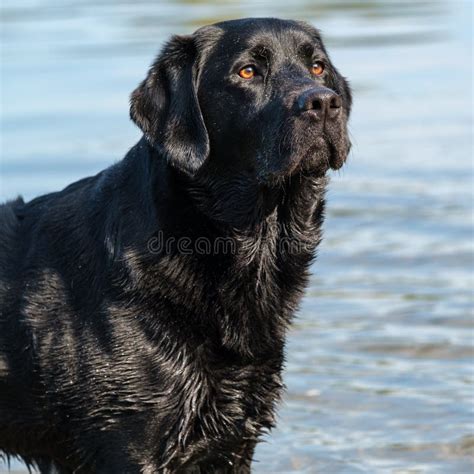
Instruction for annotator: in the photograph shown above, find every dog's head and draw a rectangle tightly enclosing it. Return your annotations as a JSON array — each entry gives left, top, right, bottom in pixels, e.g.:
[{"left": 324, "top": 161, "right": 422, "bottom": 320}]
[{"left": 131, "top": 18, "right": 351, "bottom": 183}]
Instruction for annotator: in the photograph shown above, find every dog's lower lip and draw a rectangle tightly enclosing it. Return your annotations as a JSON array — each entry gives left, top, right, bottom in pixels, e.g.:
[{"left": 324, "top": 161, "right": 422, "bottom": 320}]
[{"left": 328, "top": 141, "right": 345, "bottom": 170}]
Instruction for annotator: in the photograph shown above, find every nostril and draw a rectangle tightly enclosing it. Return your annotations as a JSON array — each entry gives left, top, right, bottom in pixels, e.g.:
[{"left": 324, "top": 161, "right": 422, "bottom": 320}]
[
  {"left": 312, "top": 99, "right": 323, "bottom": 111},
  {"left": 330, "top": 95, "right": 342, "bottom": 109}
]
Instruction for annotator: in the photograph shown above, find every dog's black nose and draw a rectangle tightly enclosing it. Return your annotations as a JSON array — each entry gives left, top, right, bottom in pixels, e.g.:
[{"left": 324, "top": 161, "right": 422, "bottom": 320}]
[{"left": 297, "top": 87, "right": 341, "bottom": 120}]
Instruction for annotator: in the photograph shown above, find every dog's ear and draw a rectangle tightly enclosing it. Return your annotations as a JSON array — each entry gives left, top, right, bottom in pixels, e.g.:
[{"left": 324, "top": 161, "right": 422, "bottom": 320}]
[{"left": 130, "top": 35, "right": 209, "bottom": 176}]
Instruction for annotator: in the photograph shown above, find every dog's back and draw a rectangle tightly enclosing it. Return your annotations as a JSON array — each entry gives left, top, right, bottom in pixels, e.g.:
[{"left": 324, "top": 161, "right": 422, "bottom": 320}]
[
  {"left": 0, "top": 197, "right": 23, "bottom": 291},
  {"left": 0, "top": 153, "right": 168, "bottom": 469}
]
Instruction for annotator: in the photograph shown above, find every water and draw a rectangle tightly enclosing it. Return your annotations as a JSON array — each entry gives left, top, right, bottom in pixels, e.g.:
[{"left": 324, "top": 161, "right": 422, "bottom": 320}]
[{"left": 1, "top": 0, "right": 473, "bottom": 472}]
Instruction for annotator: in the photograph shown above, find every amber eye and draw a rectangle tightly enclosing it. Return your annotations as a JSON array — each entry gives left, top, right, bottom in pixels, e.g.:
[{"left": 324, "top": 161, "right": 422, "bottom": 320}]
[
  {"left": 238, "top": 66, "right": 256, "bottom": 79},
  {"left": 311, "top": 61, "right": 325, "bottom": 76}
]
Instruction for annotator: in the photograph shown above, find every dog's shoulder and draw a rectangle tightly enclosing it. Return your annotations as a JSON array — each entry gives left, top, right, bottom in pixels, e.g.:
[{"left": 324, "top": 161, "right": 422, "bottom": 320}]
[{"left": 0, "top": 197, "right": 25, "bottom": 289}]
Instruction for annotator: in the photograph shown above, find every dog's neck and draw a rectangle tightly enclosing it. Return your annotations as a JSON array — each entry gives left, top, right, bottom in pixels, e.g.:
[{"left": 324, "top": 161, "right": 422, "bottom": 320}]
[{"left": 124, "top": 139, "right": 328, "bottom": 357}]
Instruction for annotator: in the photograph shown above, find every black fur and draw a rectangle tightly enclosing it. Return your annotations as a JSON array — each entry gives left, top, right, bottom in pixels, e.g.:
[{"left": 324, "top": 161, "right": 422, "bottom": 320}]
[{"left": 0, "top": 18, "right": 351, "bottom": 473}]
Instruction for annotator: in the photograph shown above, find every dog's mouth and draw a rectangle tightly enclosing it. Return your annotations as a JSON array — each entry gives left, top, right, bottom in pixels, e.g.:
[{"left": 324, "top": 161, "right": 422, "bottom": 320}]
[
  {"left": 302, "top": 111, "right": 350, "bottom": 170},
  {"left": 261, "top": 128, "right": 349, "bottom": 185}
]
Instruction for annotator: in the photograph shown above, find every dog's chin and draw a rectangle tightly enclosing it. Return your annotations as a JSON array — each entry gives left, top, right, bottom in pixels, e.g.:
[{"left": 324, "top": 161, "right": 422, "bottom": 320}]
[{"left": 290, "top": 138, "right": 349, "bottom": 174}]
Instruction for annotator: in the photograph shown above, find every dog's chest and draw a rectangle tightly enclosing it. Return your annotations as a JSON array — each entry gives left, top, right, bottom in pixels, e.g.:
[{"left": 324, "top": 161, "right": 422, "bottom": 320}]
[{"left": 157, "top": 349, "right": 283, "bottom": 467}]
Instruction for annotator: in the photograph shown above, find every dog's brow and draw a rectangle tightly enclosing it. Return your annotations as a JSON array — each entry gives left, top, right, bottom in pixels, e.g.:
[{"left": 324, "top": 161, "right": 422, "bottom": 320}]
[
  {"left": 297, "top": 42, "right": 314, "bottom": 57},
  {"left": 249, "top": 44, "right": 272, "bottom": 60}
]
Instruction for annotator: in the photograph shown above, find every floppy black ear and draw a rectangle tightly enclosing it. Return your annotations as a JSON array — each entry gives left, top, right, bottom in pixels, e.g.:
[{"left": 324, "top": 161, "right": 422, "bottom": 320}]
[{"left": 130, "top": 35, "right": 209, "bottom": 175}]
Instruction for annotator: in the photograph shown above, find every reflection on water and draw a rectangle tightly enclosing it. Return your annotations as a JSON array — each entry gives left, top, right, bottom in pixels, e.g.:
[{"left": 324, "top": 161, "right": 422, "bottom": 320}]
[{"left": 1, "top": 0, "right": 473, "bottom": 472}]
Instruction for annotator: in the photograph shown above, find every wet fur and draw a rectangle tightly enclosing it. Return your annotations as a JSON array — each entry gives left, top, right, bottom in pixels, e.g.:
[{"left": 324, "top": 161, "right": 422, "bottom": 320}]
[{"left": 0, "top": 18, "right": 351, "bottom": 473}]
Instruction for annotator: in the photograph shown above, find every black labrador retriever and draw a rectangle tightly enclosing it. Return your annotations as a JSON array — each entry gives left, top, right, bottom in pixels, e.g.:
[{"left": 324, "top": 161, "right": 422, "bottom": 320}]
[{"left": 0, "top": 18, "right": 351, "bottom": 473}]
